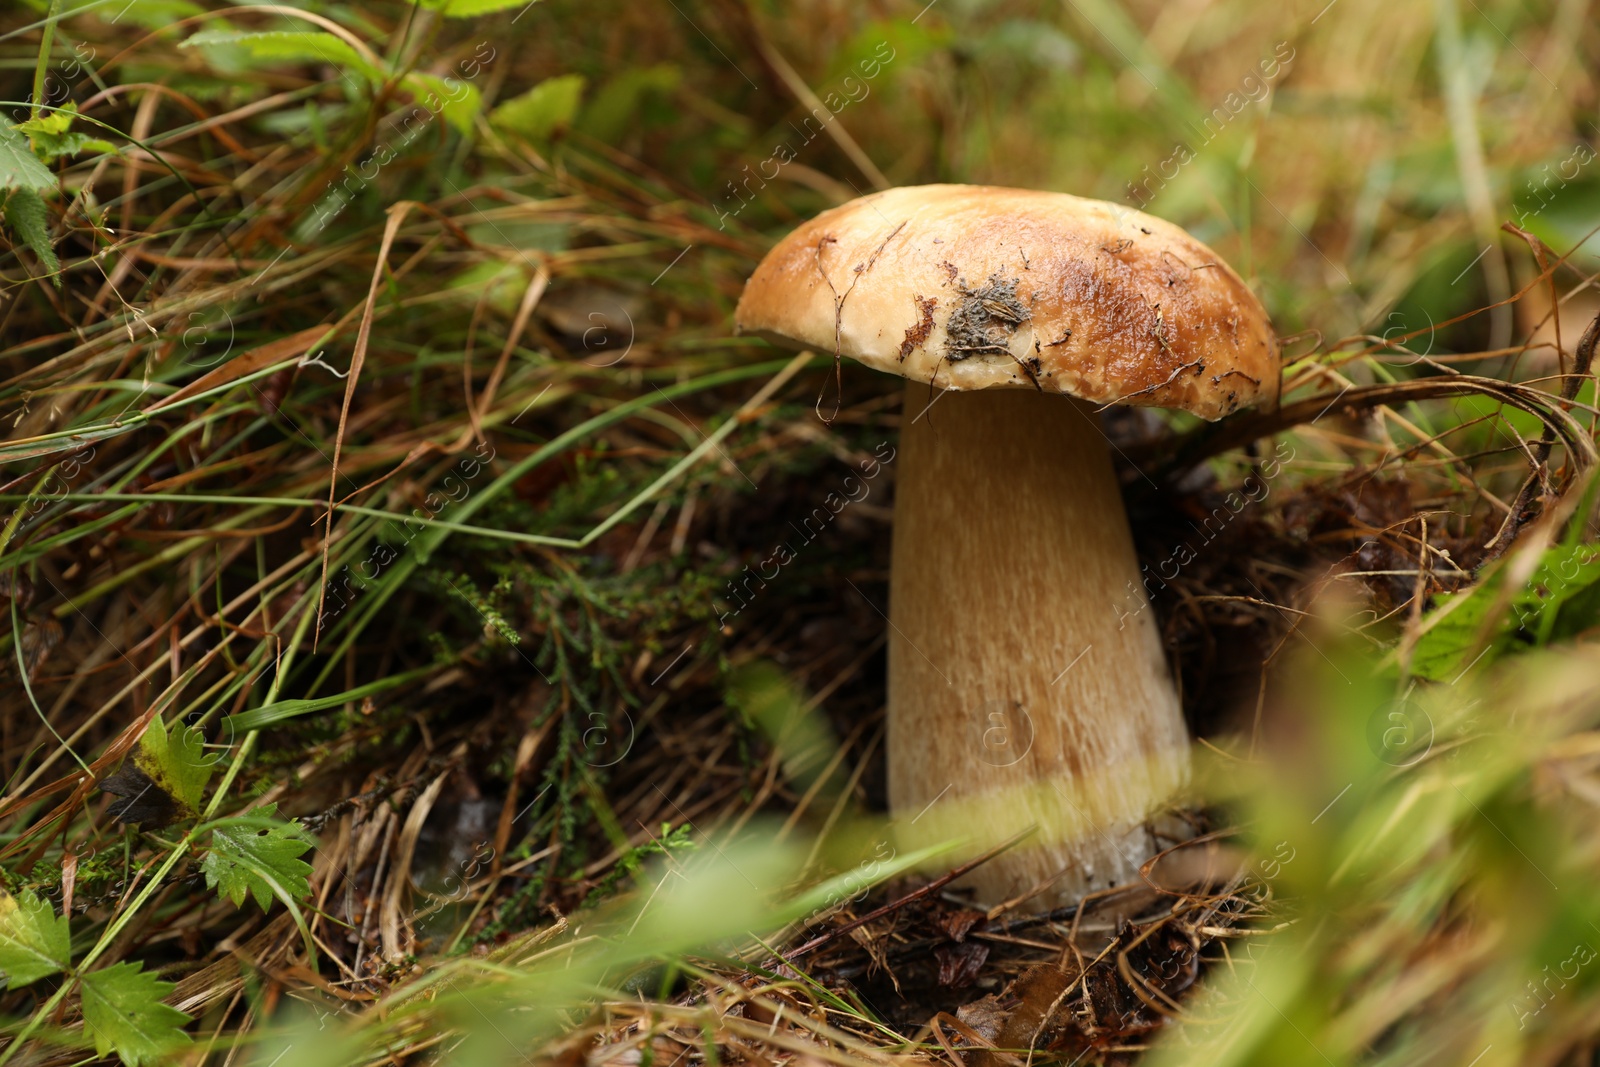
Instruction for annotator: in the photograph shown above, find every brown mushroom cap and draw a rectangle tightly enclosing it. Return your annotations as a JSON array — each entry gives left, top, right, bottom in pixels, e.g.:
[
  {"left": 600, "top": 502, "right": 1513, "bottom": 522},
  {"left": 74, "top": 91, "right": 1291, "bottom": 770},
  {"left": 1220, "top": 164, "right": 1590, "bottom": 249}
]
[{"left": 734, "top": 184, "right": 1279, "bottom": 420}]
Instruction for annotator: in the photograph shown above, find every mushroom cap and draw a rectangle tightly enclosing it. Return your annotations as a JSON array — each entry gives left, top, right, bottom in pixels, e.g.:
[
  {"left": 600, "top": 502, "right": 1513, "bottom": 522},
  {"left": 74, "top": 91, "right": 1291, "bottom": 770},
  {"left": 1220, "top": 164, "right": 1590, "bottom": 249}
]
[{"left": 734, "top": 184, "right": 1279, "bottom": 420}]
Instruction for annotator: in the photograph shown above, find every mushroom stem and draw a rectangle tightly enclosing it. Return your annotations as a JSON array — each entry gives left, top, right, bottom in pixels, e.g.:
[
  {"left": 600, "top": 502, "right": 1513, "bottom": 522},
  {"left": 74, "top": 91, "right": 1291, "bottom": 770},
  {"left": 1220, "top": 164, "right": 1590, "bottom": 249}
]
[{"left": 889, "top": 382, "right": 1190, "bottom": 905}]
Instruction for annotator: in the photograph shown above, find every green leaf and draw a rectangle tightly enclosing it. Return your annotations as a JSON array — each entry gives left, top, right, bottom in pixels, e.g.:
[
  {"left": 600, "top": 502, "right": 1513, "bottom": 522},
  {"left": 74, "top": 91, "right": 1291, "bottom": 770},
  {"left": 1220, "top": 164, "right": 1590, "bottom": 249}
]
[
  {"left": 80, "top": 962, "right": 191, "bottom": 1066},
  {"left": 0, "top": 889, "right": 71, "bottom": 987},
  {"left": 1409, "top": 542, "right": 1600, "bottom": 681},
  {"left": 0, "top": 123, "right": 55, "bottom": 193},
  {"left": 143, "top": 714, "right": 214, "bottom": 815},
  {"left": 4, "top": 187, "right": 61, "bottom": 286},
  {"left": 1515, "top": 542, "right": 1600, "bottom": 642},
  {"left": 60, "top": 134, "right": 115, "bottom": 156},
  {"left": 401, "top": 72, "right": 483, "bottom": 135},
  {"left": 224, "top": 665, "right": 436, "bottom": 731},
  {"left": 1408, "top": 586, "right": 1506, "bottom": 682},
  {"left": 24, "top": 126, "right": 115, "bottom": 164},
  {"left": 14, "top": 109, "right": 73, "bottom": 137},
  {"left": 582, "top": 65, "right": 682, "bottom": 143},
  {"left": 417, "top": 0, "right": 540, "bottom": 17},
  {"left": 490, "top": 74, "right": 584, "bottom": 141},
  {"left": 202, "top": 805, "right": 315, "bottom": 910},
  {"left": 14, "top": 105, "right": 114, "bottom": 166},
  {"left": 180, "top": 29, "right": 384, "bottom": 85},
  {"left": 103, "top": 715, "right": 215, "bottom": 826}
]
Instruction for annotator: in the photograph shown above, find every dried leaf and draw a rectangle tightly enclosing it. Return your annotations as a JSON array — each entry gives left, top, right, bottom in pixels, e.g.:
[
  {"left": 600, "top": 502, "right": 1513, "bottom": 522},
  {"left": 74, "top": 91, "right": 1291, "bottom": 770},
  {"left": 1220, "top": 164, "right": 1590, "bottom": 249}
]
[
  {"left": 954, "top": 994, "right": 1008, "bottom": 1045},
  {"left": 934, "top": 940, "right": 989, "bottom": 988},
  {"left": 942, "top": 907, "right": 987, "bottom": 942}
]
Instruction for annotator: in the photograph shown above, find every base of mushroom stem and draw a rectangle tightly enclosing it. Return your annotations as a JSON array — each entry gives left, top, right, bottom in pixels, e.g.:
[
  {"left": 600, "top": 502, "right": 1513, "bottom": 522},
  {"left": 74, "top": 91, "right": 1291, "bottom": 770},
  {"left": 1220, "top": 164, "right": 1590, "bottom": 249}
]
[{"left": 891, "top": 751, "right": 1192, "bottom": 908}]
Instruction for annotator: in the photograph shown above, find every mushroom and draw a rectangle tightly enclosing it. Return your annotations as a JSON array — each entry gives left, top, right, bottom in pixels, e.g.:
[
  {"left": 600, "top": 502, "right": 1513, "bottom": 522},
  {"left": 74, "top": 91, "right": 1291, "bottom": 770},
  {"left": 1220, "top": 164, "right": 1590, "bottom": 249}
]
[{"left": 734, "top": 185, "right": 1278, "bottom": 905}]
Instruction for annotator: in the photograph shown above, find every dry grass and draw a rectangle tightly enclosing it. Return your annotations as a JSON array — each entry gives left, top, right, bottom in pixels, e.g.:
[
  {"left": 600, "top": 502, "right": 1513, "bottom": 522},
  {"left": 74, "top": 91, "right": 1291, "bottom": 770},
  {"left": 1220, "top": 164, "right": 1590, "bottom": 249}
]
[{"left": 1, "top": 0, "right": 1599, "bottom": 1064}]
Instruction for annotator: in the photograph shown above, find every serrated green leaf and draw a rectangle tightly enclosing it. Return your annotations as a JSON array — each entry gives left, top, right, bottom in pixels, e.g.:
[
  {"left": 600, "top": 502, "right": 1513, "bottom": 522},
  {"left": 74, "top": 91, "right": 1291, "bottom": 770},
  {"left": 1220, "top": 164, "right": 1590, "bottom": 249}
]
[
  {"left": 80, "top": 962, "right": 191, "bottom": 1066},
  {"left": 202, "top": 805, "right": 315, "bottom": 910},
  {"left": 16, "top": 105, "right": 117, "bottom": 165},
  {"left": 4, "top": 187, "right": 61, "bottom": 286},
  {"left": 181, "top": 29, "right": 384, "bottom": 85},
  {"left": 14, "top": 108, "right": 74, "bottom": 137},
  {"left": 0, "top": 123, "right": 55, "bottom": 193},
  {"left": 134, "top": 715, "right": 214, "bottom": 818},
  {"left": 417, "top": 0, "right": 540, "bottom": 17},
  {"left": 402, "top": 72, "right": 483, "bottom": 135},
  {"left": 490, "top": 74, "right": 584, "bottom": 141},
  {"left": 30, "top": 133, "right": 115, "bottom": 164},
  {"left": 0, "top": 889, "right": 71, "bottom": 987}
]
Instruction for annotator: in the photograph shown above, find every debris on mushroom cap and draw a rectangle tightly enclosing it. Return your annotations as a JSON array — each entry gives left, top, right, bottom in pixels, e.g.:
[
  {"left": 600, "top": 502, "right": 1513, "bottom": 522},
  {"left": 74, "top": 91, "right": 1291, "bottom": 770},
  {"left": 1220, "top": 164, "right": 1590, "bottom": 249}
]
[
  {"left": 944, "top": 274, "right": 1031, "bottom": 363},
  {"left": 734, "top": 185, "right": 1280, "bottom": 421}
]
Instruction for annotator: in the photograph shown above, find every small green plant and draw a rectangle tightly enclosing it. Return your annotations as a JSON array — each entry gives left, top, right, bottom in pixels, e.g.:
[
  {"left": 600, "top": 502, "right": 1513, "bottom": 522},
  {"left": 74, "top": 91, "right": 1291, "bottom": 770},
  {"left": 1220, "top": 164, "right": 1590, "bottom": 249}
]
[
  {"left": 583, "top": 821, "right": 696, "bottom": 906},
  {"left": 201, "top": 804, "right": 316, "bottom": 911},
  {"left": 0, "top": 888, "right": 190, "bottom": 1065}
]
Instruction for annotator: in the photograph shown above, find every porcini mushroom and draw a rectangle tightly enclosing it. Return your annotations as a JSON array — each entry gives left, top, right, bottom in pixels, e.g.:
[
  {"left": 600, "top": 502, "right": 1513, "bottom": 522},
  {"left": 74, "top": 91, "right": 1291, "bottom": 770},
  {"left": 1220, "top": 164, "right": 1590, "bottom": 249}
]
[{"left": 734, "top": 185, "right": 1278, "bottom": 905}]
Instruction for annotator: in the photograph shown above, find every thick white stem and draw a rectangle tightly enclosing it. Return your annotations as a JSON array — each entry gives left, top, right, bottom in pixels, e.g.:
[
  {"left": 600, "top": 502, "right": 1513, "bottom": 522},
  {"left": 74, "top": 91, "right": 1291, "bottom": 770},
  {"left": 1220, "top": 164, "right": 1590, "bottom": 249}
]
[{"left": 888, "top": 382, "right": 1190, "bottom": 905}]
